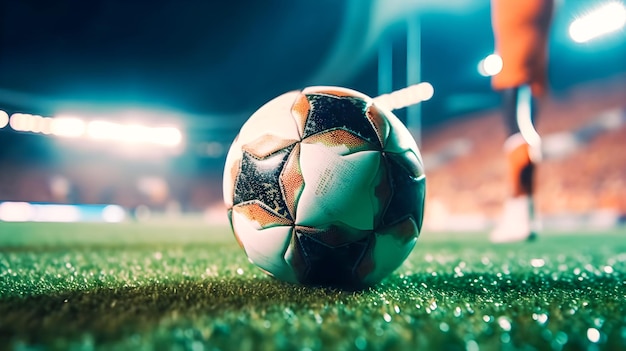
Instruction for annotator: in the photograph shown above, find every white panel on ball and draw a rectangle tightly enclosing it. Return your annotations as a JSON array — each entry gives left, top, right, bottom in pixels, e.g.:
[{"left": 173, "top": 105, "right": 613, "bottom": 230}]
[
  {"left": 231, "top": 210, "right": 298, "bottom": 283},
  {"left": 237, "top": 91, "right": 302, "bottom": 143},
  {"left": 222, "top": 146, "right": 242, "bottom": 208},
  {"left": 296, "top": 143, "right": 381, "bottom": 230}
]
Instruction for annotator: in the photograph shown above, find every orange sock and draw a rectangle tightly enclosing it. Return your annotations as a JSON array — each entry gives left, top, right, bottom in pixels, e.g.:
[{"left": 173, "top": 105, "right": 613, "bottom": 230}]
[{"left": 504, "top": 134, "right": 535, "bottom": 197}]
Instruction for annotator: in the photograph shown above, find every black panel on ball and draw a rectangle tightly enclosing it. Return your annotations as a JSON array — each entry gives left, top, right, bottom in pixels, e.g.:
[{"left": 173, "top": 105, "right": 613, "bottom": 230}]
[
  {"left": 233, "top": 145, "right": 295, "bottom": 220},
  {"left": 303, "top": 94, "right": 380, "bottom": 147},
  {"left": 290, "top": 229, "right": 372, "bottom": 290},
  {"left": 380, "top": 152, "right": 426, "bottom": 230}
]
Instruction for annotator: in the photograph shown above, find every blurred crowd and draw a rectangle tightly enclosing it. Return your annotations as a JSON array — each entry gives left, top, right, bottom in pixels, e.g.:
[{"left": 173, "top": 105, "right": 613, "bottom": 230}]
[{"left": 0, "top": 163, "right": 224, "bottom": 214}]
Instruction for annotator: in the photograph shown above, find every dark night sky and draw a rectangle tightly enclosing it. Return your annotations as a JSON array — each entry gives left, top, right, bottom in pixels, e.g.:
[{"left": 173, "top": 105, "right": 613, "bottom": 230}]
[
  {"left": 1, "top": 0, "right": 625, "bottom": 135},
  {"left": 0, "top": 1, "right": 345, "bottom": 116}
]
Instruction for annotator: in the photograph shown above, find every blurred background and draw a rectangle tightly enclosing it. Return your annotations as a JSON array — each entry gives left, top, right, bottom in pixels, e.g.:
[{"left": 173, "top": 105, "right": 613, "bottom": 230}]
[{"left": 0, "top": 0, "right": 625, "bottom": 230}]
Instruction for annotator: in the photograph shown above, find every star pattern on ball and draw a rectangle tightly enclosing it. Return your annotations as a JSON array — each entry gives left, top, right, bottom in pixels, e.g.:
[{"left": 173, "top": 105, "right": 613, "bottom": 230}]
[
  {"left": 302, "top": 94, "right": 382, "bottom": 149},
  {"left": 234, "top": 145, "right": 295, "bottom": 221}
]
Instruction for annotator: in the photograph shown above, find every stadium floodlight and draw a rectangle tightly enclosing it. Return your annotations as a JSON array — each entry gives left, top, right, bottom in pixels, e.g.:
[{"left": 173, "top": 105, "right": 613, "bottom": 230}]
[
  {"left": 9, "top": 113, "right": 29, "bottom": 132},
  {"left": 569, "top": 1, "right": 626, "bottom": 43},
  {"left": 86, "top": 120, "right": 182, "bottom": 147},
  {"left": 7, "top": 113, "right": 52, "bottom": 134},
  {"left": 86, "top": 120, "right": 120, "bottom": 140},
  {"left": 5, "top": 107, "right": 184, "bottom": 150},
  {"left": 151, "top": 126, "right": 182, "bottom": 147},
  {"left": 0, "top": 202, "right": 127, "bottom": 223},
  {"left": 0, "top": 110, "right": 8, "bottom": 129},
  {"left": 31, "top": 204, "right": 81, "bottom": 222},
  {"left": 0, "top": 202, "right": 33, "bottom": 222},
  {"left": 51, "top": 116, "right": 86, "bottom": 138},
  {"left": 478, "top": 54, "right": 503, "bottom": 77},
  {"left": 101, "top": 205, "right": 126, "bottom": 223}
]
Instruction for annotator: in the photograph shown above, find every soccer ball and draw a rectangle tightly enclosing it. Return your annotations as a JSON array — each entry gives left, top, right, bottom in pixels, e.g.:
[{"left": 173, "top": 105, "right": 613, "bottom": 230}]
[{"left": 223, "top": 86, "right": 426, "bottom": 290}]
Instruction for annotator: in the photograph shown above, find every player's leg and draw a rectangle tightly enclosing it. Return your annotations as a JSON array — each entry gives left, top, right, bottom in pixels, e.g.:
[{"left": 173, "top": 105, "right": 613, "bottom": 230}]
[{"left": 490, "top": 85, "right": 539, "bottom": 243}]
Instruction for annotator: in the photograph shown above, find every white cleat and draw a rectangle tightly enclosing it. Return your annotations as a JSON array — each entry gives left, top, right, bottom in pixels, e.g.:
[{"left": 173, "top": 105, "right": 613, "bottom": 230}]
[{"left": 490, "top": 196, "right": 538, "bottom": 243}]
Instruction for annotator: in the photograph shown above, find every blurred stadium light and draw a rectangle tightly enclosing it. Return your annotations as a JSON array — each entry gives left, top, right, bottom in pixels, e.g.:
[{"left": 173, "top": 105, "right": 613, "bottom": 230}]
[
  {"left": 7, "top": 111, "right": 183, "bottom": 148},
  {"left": 569, "top": 1, "right": 626, "bottom": 43},
  {"left": 0, "top": 202, "right": 126, "bottom": 223},
  {"left": 50, "top": 116, "right": 85, "bottom": 138},
  {"left": 0, "top": 109, "right": 8, "bottom": 128},
  {"left": 477, "top": 54, "right": 503, "bottom": 77},
  {"left": 374, "top": 82, "right": 434, "bottom": 111},
  {"left": 85, "top": 120, "right": 182, "bottom": 147}
]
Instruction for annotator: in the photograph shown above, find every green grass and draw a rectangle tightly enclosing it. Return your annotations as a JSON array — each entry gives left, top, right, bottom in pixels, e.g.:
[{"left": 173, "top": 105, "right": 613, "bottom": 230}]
[{"left": 1, "top": 221, "right": 625, "bottom": 351}]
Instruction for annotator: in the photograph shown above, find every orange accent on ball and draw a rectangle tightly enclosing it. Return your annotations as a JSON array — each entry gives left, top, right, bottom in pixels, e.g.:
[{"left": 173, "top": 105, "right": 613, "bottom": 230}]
[
  {"left": 366, "top": 105, "right": 390, "bottom": 148},
  {"left": 291, "top": 93, "right": 310, "bottom": 138},
  {"left": 234, "top": 202, "right": 293, "bottom": 228},
  {"left": 302, "top": 129, "right": 373, "bottom": 154},
  {"left": 281, "top": 143, "right": 304, "bottom": 219}
]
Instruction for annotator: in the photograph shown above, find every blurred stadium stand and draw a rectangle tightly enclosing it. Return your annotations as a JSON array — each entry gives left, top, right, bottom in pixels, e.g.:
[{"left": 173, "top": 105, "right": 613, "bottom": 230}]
[{"left": 1, "top": 74, "right": 625, "bottom": 230}]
